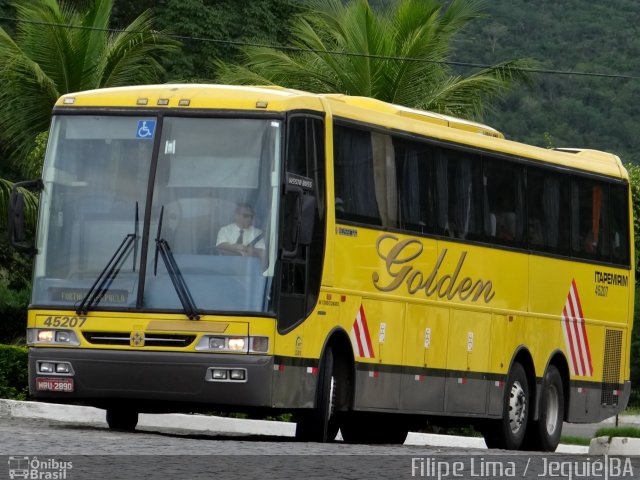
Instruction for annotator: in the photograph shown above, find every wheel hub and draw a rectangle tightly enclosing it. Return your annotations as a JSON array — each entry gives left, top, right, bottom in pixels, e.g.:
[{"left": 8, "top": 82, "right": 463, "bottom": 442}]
[
  {"left": 545, "top": 384, "right": 560, "bottom": 435},
  {"left": 508, "top": 380, "right": 526, "bottom": 434}
]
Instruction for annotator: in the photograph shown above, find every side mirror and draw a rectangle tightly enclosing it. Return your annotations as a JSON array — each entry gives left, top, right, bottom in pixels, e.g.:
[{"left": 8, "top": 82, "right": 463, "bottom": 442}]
[
  {"left": 8, "top": 179, "right": 41, "bottom": 253},
  {"left": 283, "top": 174, "right": 316, "bottom": 257}
]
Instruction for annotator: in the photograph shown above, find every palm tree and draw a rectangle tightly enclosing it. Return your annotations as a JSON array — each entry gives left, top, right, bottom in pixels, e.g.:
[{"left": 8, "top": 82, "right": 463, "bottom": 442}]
[
  {"left": 0, "top": 0, "right": 181, "bottom": 228},
  {"left": 216, "top": 0, "right": 532, "bottom": 119}
]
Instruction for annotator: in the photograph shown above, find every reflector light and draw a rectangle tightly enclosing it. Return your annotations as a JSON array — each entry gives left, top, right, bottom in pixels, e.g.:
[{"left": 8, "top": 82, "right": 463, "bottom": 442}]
[
  {"left": 255, "top": 101, "right": 268, "bottom": 108},
  {"left": 63, "top": 97, "right": 75, "bottom": 104},
  {"left": 157, "top": 98, "right": 170, "bottom": 106},
  {"left": 178, "top": 99, "right": 190, "bottom": 106},
  {"left": 137, "top": 98, "right": 149, "bottom": 105}
]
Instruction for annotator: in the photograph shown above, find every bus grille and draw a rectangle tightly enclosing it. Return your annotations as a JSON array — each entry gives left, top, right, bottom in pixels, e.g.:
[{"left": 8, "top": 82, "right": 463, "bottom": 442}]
[
  {"left": 601, "top": 329, "right": 622, "bottom": 406},
  {"left": 82, "top": 332, "right": 196, "bottom": 348}
]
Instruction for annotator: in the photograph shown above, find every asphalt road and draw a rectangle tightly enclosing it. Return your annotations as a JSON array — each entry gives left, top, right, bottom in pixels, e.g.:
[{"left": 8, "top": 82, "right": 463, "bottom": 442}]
[{"left": 2, "top": 416, "right": 639, "bottom": 480}]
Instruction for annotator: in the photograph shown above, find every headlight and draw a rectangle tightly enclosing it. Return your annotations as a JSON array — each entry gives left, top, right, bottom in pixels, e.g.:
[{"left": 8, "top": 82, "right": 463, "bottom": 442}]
[
  {"left": 27, "top": 329, "right": 80, "bottom": 346},
  {"left": 195, "top": 335, "right": 269, "bottom": 353},
  {"left": 227, "top": 338, "right": 246, "bottom": 351}
]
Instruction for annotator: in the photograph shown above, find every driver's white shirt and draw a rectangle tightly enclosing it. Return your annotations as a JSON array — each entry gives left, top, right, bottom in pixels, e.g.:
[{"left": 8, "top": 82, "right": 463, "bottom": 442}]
[{"left": 216, "top": 223, "right": 265, "bottom": 248}]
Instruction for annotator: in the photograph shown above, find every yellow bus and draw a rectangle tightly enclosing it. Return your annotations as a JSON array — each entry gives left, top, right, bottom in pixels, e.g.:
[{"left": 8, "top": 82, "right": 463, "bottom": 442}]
[{"left": 12, "top": 84, "right": 633, "bottom": 451}]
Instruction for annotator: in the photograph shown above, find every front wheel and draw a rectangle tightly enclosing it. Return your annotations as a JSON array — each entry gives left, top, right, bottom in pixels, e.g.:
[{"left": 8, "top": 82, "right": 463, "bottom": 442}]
[
  {"left": 295, "top": 347, "right": 340, "bottom": 442},
  {"left": 522, "top": 365, "right": 564, "bottom": 451},
  {"left": 482, "top": 362, "right": 529, "bottom": 450}
]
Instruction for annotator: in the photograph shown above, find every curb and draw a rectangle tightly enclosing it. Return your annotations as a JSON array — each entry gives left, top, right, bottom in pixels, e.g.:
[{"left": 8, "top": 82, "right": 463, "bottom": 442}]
[
  {"left": 589, "top": 436, "right": 640, "bottom": 456},
  {"left": 1, "top": 399, "right": 587, "bottom": 453}
]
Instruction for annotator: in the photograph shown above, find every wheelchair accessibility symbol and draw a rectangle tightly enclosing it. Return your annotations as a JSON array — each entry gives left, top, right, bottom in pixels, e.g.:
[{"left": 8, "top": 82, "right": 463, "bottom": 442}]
[{"left": 136, "top": 120, "right": 156, "bottom": 139}]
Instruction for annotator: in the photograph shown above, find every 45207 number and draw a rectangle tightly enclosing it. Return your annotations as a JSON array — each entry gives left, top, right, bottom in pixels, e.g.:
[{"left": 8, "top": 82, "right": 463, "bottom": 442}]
[{"left": 42, "top": 316, "right": 87, "bottom": 328}]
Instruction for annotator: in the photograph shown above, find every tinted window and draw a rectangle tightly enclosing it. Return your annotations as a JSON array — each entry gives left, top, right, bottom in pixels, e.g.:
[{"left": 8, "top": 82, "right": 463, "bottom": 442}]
[
  {"left": 435, "top": 150, "right": 483, "bottom": 240},
  {"left": 334, "top": 126, "right": 381, "bottom": 225},
  {"left": 610, "top": 184, "right": 630, "bottom": 266},
  {"left": 394, "top": 138, "right": 435, "bottom": 234},
  {"left": 527, "top": 167, "right": 571, "bottom": 255},
  {"left": 483, "top": 158, "right": 525, "bottom": 246},
  {"left": 571, "top": 177, "right": 610, "bottom": 261}
]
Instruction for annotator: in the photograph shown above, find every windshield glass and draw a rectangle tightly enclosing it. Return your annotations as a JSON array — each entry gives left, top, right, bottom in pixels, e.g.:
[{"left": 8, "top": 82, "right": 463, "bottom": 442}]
[
  {"left": 33, "top": 115, "right": 282, "bottom": 315},
  {"left": 33, "top": 116, "right": 154, "bottom": 309},
  {"left": 144, "top": 117, "right": 281, "bottom": 313}
]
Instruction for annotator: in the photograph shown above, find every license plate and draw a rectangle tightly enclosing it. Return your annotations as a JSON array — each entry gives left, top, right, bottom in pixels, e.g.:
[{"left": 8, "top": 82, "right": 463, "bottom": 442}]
[{"left": 36, "top": 377, "right": 74, "bottom": 392}]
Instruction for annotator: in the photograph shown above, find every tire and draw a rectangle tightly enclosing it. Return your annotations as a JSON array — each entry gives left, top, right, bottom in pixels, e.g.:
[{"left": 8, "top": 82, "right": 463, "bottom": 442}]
[
  {"left": 482, "top": 362, "right": 529, "bottom": 450},
  {"left": 295, "top": 347, "right": 340, "bottom": 442},
  {"left": 106, "top": 407, "right": 138, "bottom": 431},
  {"left": 341, "top": 412, "right": 409, "bottom": 445},
  {"left": 522, "top": 365, "right": 564, "bottom": 451}
]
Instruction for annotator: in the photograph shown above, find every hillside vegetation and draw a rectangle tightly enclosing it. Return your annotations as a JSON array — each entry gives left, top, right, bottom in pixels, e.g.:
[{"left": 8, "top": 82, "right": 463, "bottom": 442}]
[{"left": 451, "top": 0, "right": 640, "bottom": 162}]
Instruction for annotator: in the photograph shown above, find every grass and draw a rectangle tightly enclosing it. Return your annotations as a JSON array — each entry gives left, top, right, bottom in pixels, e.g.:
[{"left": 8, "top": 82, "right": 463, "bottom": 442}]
[
  {"left": 623, "top": 406, "right": 640, "bottom": 415},
  {"left": 594, "top": 426, "right": 640, "bottom": 439},
  {"left": 560, "top": 435, "right": 591, "bottom": 446}
]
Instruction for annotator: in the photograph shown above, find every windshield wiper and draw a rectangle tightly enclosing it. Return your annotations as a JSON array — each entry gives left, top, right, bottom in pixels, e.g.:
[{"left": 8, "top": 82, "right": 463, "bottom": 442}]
[
  {"left": 154, "top": 206, "right": 200, "bottom": 320},
  {"left": 76, "top": 202, "right": 139, "bottom": 315}
]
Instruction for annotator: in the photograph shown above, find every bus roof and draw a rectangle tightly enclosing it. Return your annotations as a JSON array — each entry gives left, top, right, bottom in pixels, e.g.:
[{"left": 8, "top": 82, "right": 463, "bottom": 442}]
[{"left": 56, "top": 84, "right": 627, "bottom": 181}]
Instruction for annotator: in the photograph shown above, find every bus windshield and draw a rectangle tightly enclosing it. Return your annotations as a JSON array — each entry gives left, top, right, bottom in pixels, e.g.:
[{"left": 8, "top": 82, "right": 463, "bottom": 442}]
[{"left": 33, "top": 115, "right": 282, "bottom": 314}]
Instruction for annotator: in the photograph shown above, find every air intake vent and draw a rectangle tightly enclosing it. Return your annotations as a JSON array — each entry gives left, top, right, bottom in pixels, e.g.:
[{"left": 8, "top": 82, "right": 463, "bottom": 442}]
[
  {"left": 83, "top": 332, "right": 196, "bottom": 348},
  {"left": 601, "top": 329, "right": 622, "bottom": 406}
]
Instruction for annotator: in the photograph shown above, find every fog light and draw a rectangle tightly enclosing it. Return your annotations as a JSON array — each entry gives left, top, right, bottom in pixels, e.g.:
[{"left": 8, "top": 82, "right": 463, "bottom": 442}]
[
  {"left": 230, "top": 369, "right": 245, "bottom": 381},
  {"left": 55, "top": 363, "right": 71, "bottom": 374},
  {"left": 212, "top": 369, "right": 227, "bottom": 380},
  {"left": 209, "top": 337, "right": 225, "bottom": 350},
  {"left": 39, "top": 362, "right": 55, "bottom": 373}
]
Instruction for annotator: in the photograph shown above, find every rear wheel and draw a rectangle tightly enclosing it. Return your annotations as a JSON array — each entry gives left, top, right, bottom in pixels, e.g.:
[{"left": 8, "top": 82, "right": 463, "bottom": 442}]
[
  {"left": 522, "top": 365, "right": 564, "bottom": 451},
  {"left": 482, "top": 362, "right": 529, "bottom": 450},
  {"left": 106, "top": 407, "right": 138, "bottom": 431},
  {"left": 295, "top": 347, "right": 340, "bottom": 442}
]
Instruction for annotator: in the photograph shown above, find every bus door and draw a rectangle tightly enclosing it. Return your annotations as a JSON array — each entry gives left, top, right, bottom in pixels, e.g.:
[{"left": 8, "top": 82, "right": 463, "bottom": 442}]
[{"left": 272, "top": 115, "right": 326, "bottom": 407}]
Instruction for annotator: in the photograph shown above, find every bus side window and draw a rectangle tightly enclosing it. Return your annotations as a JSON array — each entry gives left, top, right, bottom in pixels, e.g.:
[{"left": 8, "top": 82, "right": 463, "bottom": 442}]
[
  {"left": 333, "top": 125, "right": 382, "bottom": 226},
  {"left": 527, "top": 167, "right": 570, "bottom": 255},
  {"left": 482, "top": 157, "right": 525, "bottom": 246},
  {"left": 436, "top": 151, "right": 483, "bottom": 240},
  {"left": 610, "top": 184, "right": 630, "bottom": 265},
  {"left": 571, "top": 178, "right": 610, "bottom": 261},
  {"left": 393, "top": 138, "right": 435, "bottom": 234}
]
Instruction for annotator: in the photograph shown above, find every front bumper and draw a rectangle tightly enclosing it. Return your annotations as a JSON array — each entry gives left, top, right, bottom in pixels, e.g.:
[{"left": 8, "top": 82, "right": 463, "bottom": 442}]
[{"left": 29, "top": 348, "right": 274, "bottom": 410}]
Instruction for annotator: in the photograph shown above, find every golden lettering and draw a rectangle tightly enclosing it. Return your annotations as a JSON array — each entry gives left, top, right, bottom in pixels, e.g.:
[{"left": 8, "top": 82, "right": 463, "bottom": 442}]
[{"left": 372, "top": 234, "right": 495, "bottom": 304}]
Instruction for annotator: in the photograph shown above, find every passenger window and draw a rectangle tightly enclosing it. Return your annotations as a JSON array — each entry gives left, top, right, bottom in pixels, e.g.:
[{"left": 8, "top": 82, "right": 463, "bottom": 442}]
[
  {"left": 610, "top": 184, "right": 630, "bottom": 266},
  {"left": 527, "top": 168, "right": 570, "bottom": 255},
  {"left": 435, "top": 150, "right": 483, "bottom": 240},
  {"left": 483, "top": 158, "right": 525, "bottom": 246},
  {"left": 393, "top": 138, "right": 435, "bottom": 234},
  {"left": 571, "top": 178, "right": 610, "bottom": 261},
  {"left": 333, "top": 125, "right": 382, "bottom": 226}
]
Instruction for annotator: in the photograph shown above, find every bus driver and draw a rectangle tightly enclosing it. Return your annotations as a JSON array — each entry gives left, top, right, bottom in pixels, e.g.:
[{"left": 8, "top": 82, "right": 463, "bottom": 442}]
[{"left": 216, "top": 203, "right": 265, "bottom": 258}]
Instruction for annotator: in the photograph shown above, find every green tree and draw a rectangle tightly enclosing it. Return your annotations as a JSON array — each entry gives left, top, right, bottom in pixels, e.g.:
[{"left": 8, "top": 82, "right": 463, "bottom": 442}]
[
  {"left": 0, "top": 0, "right": 180, "bottom": 227},
  {"left": 626, "top": 162, "right": 640, "bottom": 403},
  {"left": 216, "top": 0, "right": 532, "bottom": 119}
]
